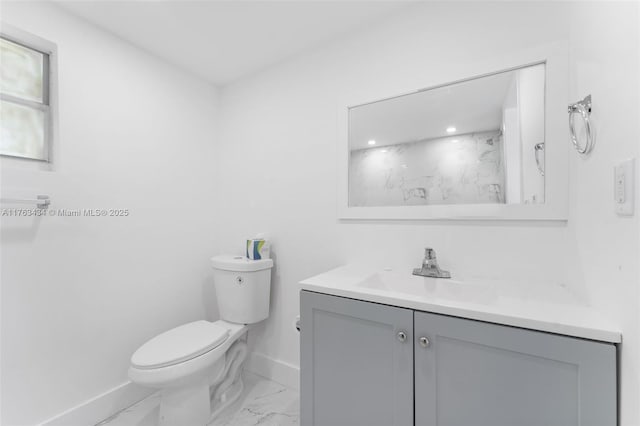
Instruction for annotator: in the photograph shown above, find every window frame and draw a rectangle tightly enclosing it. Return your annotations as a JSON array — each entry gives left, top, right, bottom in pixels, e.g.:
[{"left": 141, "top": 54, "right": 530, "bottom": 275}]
[{"left": 0, "top": 23, "right": 57, "bottom": 163}]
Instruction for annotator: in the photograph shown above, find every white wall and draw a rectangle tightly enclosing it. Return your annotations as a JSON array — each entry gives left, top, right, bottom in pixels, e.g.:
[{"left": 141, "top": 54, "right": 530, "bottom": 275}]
[
  {"left": 217, "top": 0, "right": 571, "bottom": 389},
  {"left": 567, "top": 2, "right": 640, "bottom": 425},
  {"left": 0, "top": 3, "right": 219, "bottom": 425},
  {"left": 217, "top": 1, "right": 639, "bottom": 423},
  {"left": 502, "top": 78, "right": 521, "bottom": 204},
  {"left": 517, "top": 65, "right": 545, "bottom": 203}
]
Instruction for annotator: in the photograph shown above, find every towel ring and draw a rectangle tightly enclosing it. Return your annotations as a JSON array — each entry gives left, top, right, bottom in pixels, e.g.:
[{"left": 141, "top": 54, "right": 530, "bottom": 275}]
[{"left": 568, "top": 95, "right": 593, "bottom": 155}]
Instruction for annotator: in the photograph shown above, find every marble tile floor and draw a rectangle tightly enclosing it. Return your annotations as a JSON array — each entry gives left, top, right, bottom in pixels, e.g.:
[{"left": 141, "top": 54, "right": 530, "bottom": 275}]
[{"left": 97, "top": 371, "right": 299, "bottom": 426}]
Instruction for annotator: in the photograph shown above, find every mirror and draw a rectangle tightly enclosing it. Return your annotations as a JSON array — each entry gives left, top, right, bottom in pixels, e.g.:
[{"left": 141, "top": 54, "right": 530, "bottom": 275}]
[{"left": 348, "top": 63, "right": 545, "bottom": 208}]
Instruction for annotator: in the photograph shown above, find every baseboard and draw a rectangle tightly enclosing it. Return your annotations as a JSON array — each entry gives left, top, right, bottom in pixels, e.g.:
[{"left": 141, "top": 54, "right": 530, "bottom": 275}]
[
  {"left": 35, "top": 355, "right": 296, "bottom": 426},
  {"left": 244, "top": 352, "right": 300, "bottom": 391},
  {"left": 37, "top": 381, "right": 154, "bottom": 426}
]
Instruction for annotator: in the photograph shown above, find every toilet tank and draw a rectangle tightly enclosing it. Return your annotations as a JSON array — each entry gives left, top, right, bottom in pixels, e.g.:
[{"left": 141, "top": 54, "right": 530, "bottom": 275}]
[{"left": 211, "top": 255, "right": 274, "bottom": 324}]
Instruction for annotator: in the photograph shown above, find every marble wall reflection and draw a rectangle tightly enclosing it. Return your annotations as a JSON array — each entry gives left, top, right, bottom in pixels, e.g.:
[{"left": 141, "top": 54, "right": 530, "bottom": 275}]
[{"left": 349, "top": 130, "right": 505, "bottom": 206}]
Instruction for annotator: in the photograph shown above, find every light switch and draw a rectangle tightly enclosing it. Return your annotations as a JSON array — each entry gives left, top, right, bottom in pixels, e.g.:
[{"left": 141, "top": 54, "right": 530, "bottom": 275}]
[{"left": 614, "top": 158, "right": 635, "bottom": 216}]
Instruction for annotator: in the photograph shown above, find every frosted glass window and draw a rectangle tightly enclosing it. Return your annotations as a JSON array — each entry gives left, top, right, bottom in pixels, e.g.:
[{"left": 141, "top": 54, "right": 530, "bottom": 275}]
[
  {"left": 0, "top": 38, "right": 44, "bottom": 103},
  {"left": 0, "top": 35, "right": 50, "bottom": 161},
  {"left": 0, "top": 100, "right": 46, "bottom": 160}
]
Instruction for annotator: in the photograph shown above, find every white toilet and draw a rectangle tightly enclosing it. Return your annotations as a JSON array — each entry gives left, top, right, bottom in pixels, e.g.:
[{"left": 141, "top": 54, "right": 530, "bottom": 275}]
[{"left": 128, "top": 255, "right": 273, "bottom": 426}]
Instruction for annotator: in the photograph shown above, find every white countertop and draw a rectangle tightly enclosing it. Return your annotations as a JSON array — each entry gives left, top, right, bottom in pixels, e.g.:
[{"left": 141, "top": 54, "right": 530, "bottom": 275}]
[{"left": 299, "top": 265, "right": 622, "bottom": 343}]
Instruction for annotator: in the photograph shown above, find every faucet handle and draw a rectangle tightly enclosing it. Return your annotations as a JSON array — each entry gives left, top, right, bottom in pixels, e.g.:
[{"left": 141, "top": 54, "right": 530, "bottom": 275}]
[{"left": 424, "top": 248, "right": 436, "bottom": 259}]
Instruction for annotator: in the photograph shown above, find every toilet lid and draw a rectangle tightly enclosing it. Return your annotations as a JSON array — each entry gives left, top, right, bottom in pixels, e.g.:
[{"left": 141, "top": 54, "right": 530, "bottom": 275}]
[{"left": 131, "top": 321, "right": 229, "bottom": 369}]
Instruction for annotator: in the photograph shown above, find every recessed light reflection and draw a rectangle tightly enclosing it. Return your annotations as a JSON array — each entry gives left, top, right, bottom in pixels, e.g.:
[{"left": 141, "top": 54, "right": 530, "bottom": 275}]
[
  {"left": 380, "top": 149, "right": 387, "bottom": 153},
  {"left": 446, "top": 127, "right": 456, "bottom": 133},
  {"left": 451, "top": 139, "right": 459, "bottom": 143},
  {"left": 368, "top": 140, "right": 376, "bottom": 145}
]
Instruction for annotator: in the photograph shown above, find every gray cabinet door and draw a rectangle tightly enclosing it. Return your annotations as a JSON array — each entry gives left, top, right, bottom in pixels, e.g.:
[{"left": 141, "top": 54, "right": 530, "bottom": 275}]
[
  {"left": 414, "top": 311, "right": 617, "bottom": 426},
  {"left": 301, "top": 291, "right": 413, "bottom": 426}
]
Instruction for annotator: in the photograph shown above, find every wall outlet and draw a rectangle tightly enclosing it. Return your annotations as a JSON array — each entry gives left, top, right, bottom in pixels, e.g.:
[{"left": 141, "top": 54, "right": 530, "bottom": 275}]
[{"left": 614, "top": 158, "right": 635, "bottom": 216}]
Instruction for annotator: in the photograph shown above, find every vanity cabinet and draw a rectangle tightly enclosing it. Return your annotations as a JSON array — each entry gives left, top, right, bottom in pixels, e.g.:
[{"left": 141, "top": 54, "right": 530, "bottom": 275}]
[
  {"left": 414, "top": 311, "right": 616, "bottom": 426},
  {"left": 301, "top": 290, "right": 617, "bottom": 426},
  {"left": 300, "top": 290, "right": 414, "bottom": 426}
]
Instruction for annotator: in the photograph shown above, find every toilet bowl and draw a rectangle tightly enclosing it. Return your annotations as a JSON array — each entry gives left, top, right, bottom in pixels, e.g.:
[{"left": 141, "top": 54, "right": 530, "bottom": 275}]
[{"left": 128, "top": 255, "right": 273, "bottom": 426}]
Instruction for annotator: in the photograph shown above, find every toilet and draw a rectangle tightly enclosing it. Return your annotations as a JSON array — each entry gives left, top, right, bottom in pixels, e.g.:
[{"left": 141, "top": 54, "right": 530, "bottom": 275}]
[{"left": 128, "top": 255, "right": 273, "bottom": 426}]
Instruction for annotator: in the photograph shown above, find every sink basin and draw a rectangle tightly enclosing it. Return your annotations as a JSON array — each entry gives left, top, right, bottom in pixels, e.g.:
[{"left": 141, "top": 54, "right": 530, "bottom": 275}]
[{"left": 356, "top": 270, "right": 498, "bottom": 304}]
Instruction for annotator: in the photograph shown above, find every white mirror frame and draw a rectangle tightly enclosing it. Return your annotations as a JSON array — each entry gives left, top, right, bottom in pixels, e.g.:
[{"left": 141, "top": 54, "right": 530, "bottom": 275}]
[{"left": 337, "top": 41, "right": 569, "bottom": 221}]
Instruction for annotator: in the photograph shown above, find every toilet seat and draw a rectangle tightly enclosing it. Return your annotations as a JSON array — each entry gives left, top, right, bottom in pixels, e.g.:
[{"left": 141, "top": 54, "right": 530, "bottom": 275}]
[{"left": 131, "top": 320, "right": 229, "bottom": 369}]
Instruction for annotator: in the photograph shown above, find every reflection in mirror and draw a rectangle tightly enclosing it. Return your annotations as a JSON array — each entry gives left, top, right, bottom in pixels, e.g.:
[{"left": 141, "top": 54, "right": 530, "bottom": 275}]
[{"left": 348, "top": 63, "right": 545, "bottom": 207}]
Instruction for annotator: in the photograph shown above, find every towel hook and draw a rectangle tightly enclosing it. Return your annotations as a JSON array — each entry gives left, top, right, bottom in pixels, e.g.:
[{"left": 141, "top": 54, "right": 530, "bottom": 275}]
[{"left": 568, "top": 95, "right": 594, "bottom": 155}]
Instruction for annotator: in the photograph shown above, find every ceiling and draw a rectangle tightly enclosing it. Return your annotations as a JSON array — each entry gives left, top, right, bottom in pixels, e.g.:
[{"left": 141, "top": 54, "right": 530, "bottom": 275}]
[
  {"left": 349, "top": 69, "right": 518, "bottom": 150},
  {"left": 55, "top": 0, "right": 411, "bottom": 86}
]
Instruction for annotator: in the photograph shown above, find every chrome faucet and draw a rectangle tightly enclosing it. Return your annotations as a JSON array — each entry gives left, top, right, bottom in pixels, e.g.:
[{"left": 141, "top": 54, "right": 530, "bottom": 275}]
[{"left": 412, "top": 248, "right": 451, "bottom": 278}]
